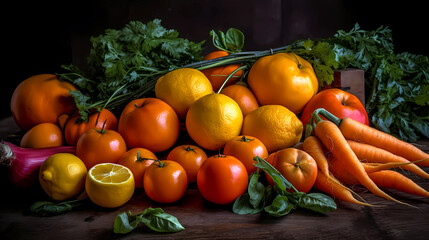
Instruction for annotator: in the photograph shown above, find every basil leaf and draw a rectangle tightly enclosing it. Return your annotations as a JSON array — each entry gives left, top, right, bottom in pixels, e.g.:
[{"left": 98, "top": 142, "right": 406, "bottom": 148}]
[
  {"left": 30, "top": 199, "right": 87, "bottom": 216},
  {"left": 142, "top": 210, "right": 185, "bottom": 233},
  {"left": 264, "top": 195, "right": 295, "bottom": 217},
  {"left": 298, "top": 193, "right": 337, "bottom": 214},
  {"left": 247, "top": 172, "right": 265, "bottom": 208},
  {"left": 232, "top": 193, "right": 264, "bottom": 215},
  {"left": 225, "top": 28, "right": 245, "bottom": 53},
  {"left": 113, "top": 211, "right": 140, "bottom": 234},
  {"left": 253, "top": 156, "right": 294, "bottom": 193}
]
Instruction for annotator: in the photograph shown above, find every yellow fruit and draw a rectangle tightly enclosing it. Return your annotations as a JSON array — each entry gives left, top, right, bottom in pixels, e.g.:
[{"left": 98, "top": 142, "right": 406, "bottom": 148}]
[
  {"left": 241, "top": 105, "right": 303, "bottom": 153},
  {"left": 85, "top": 163, "right": 135, "bottom": 208},
  {"left": 39, "top": 153, "right": 87, "bottom": 201},
  {"left": 186, "top": 93, "right": 243, "bottom": 151},
  {"left": 155, "top": 68, "right": 213, "bottom": 119}
]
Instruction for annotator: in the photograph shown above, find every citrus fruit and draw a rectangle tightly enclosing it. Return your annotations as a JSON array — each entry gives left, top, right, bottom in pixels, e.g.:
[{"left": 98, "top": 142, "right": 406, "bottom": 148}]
[
  {"left": 20, "top": 122, "right": 64, "bottom": 148},
  {"left": 39, "top": 153, "right": 87, "bottom": 201},
  {"left": 241, "top": 105, "right": 303, "bottom": 153},
  {"left": 117, "top": 148, "right": 157, "bottom": 188},
  {"left": 85, "top": 163, "right": 135, "bottom": 208},
  {"left": 220, "top": 83, "right": 259, "bottom": 117},
  {"left": 201, "top": 50, "right": 243, "bottom": 92},
  {"left": 155, "top": 68, "right": 213, "bottom": 119},
  {"left": 186, "top": 93, "right": 243, "bottom": 151},
  {"left": 247, "top": 52, "right": 318, "bottom": 114}
]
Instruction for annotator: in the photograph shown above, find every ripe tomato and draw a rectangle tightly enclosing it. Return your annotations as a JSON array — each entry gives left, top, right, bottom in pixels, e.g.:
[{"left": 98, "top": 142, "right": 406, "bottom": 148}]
[
  {"left": 11, "top": 74, "right": 77, "bottom": 130},
  {"left": 118, "top": 98, "right": 179, "bottom": 153},
  {"left": 117, "top": 148, "right": 157, "bottom": 188},
  {"left": 200, "top": 50, "right": 243, "bottom": 92},
  {"left": 223, "top": 135, "right": 268, "bottom": 174},
  {"left": 197, "top": 154, "right": 248, "bottom": 205},
  {"left": 300, "top": 88, "right": 369, "bottom": 126},
  {"left": 220, "top": 83, "right": 259, "bottom": 117},
  {"left": 76, "top": 126, "right": 127, "bottom": 170},
  {"left": 64, "top": 108, "right": 118, "bottom": 146},
  {"left": 143, "top": 160, "right": 187, "bottom": 203},
  {"left": 266, "top": 148, "right": 318, "bottom": 193},
  {"left": 167, "top": 145, "right": 207, "bottom": 184}
]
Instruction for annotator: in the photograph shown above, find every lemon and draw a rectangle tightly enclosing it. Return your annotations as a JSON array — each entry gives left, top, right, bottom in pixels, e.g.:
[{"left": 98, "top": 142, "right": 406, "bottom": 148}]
[
  {"left": 155, "top": 68, "right": 213, "bottom": 119},
  {"left": 39, "top": 153, "right": 87, "bottom": 201},
  {"left": 186, "top": 93, "right": 243, "bottom": 151},
  {"left": 85, "top": 163, "right": 135, "bottom": 208},
  {"left": 241, "top": 105, "right": 303, "bottom": 153}
]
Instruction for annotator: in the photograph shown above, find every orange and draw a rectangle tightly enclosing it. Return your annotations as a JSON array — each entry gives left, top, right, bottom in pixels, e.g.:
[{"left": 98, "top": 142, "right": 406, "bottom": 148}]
[
  {"left": 201, "top": 51, "right": 243, "bottom": 92},
  {"left": 241, "top": 105, "right": 303, "bottom": 153},
  {"left": 20, "top": 122, "right": 64, "bottom": 148},
  {"left": 186, "top": 93, "right": 243, "bottom": 151},
  {"left": 220, "top": 83, "right": 259, "bottom": 117},
  {"left": 247, "top": 52, "right": 318, "bottom": 114},
  {"left": 117, "top": 148, "right": 157, "bottom": 188},
  {"left": 155, "top": 68, "right": 213, "bottom": 119}
]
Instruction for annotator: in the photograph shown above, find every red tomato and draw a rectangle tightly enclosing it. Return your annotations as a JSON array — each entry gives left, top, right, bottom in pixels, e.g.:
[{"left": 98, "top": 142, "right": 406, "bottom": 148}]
[
  {"left": 266, "top": 148, "right": 318, "bottom": 193},
  {"left": 76, "top": 127, "right": 127, "bottom": 170},
  {"left": 64, "top": 108, "right": 118, "bottom": 146},
  {"left": 167, "top": 145, "right": 207, "bottom": 184},
  {"left": 300, "top": 88, "right": 369, "bottom": 126},
  {"left": 197, "top": 154, "right": 248, "bottom": 205},
  {"left": 117, "top": 148, "right": 157, "bottom": 188},
  {"left": 223, "top": 135, "right": 268, "bottom": 174},
  {"left": 118, "top": 98, "right": 179, "bottom": 153},
  {"left": 143, "top": 160, "right": 188, "bottom": 203}
]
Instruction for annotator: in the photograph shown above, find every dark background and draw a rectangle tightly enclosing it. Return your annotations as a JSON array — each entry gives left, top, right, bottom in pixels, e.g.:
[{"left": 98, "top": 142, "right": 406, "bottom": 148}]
[{"left": 2, "top": 0, "right": 428, "bottom": 119}]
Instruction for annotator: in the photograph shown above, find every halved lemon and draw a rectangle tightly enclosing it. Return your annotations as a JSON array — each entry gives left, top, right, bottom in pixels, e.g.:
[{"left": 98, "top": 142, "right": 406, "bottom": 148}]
[{"left": 85, "top": 163, "right": 135, "bottom": 208}]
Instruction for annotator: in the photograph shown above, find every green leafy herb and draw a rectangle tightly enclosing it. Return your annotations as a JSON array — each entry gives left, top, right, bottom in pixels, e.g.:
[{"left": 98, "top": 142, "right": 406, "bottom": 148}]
[
  {"left": 113, "top": 208, "right": 185, "bottom": 234},
  {"left": 30, "top": 198, "right": 88, "bottom": 216},
  {"left": 210, "top": 28, "right": 245, "bottom": 53},
  {"left": 233, "top": 157, "right": 336, "bottom": 217}
]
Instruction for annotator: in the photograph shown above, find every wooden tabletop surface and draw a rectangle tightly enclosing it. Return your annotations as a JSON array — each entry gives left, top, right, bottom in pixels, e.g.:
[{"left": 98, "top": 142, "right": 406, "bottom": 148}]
[{"left": 0, "top": 116, "right": 428, "bottom": 240}]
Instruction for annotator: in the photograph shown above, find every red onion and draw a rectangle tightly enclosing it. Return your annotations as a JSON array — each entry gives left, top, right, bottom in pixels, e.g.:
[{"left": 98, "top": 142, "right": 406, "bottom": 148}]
[{"left": 0, "top": 141, "right": 76, "bottom": 188}]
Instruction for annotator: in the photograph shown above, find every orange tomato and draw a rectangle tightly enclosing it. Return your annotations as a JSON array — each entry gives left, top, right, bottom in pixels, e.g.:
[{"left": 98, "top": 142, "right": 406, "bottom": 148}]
[
  {"left": 201, "top": 50, "right": 243, "bottom": 92},
  {"left": 197, "top": 154, "right": 248, "bottom": 205},
  {"left": 220, "top": 83, "right": 259, "bottom": 117},
  {"left": 167, "top": 145, "right": 207, "bottom": 184},
  {"left": 117, "top": 148, "right": 157, "bottom": 188},
  {"left": 266, "top": 148, "right": 318, "bottom": 193},
  {"left": 143, "top": 160, "right": 188, "bottom": 203},
  {"left": 247, "top": 52, "right": 318, "bottom": 114},
  {"left": 64, "top": 108, "right": 118, "bottom": 146},
  {"left": 223, "top": 135, "right": 268, "bottom": 175},
  {"left": 118, "top": 98, "right": 179, "bottom": 153},
  {"left": 76, "top": 126, "right": 127, "bottom": 170},
  {"left": 11, "top": 74, "right": 77, "bottom": 130},
  {"left": 20, "top": 123, "right": 64, "bottom": 148}
]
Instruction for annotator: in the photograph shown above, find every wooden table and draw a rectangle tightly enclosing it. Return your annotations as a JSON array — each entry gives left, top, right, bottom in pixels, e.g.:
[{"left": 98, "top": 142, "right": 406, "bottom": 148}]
[{"left": 1, "top": 116, "right": 428, "bottom": 240}]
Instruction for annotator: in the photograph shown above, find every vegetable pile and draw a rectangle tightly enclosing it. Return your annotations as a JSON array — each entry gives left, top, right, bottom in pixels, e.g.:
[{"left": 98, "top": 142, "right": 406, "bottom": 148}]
[{"left": 1, "top": 19, "right": 429, "bottom": 235}]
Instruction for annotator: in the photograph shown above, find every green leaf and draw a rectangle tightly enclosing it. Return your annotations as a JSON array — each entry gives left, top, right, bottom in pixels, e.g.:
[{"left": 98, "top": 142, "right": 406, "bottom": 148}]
[
  {"left": 232, "top": 193, "right": 264, "bottom": 215},
  {"left": 253, "top": 156, "right": 295, "bottom": 193},
  {"left": 210, "top": 28, "right": 245, "bottom": 53},
  {"left": 264, "top": 195, "right": 295, "bottom": 217},
  {"left": 297, "top": 193, "right": 337, "bottom": 214},
  {"left": 30, "top": 199, "right": 88, "bottom": 217}
]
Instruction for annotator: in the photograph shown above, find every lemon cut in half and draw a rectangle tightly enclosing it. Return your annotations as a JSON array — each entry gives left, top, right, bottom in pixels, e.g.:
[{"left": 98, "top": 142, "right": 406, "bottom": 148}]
[{"left": 85, "top": 163, "right": 135, "bottom": 208}]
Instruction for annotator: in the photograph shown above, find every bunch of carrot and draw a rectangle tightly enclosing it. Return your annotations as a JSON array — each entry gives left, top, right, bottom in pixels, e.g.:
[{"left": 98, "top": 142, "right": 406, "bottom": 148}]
[{"left": 303, "top": 108, "right": 429, "bottom": 207}]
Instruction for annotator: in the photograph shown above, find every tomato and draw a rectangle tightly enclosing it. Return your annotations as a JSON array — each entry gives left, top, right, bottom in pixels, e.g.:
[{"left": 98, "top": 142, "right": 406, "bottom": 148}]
[
  {"left": 247, "top": 52, "right": 318, "bottom": 114},
  {"left": 167, "top": 145, "right": 207, "bottom": 184},
  {"left": 220, "top": 83, "right": 259, "bottom": 117},
  {"left": 143, "top": 160, "right": 187, "bottom": 203},
  {"left": 64, "top": 108, "right": 118, "bottom": 146},
  {"left": 266, "top": 148, "right": 318, "bottom": 193},
  {"left": 300, "top": 88, "right": 369, "bottom": 126},
  {"left": 118, "top": 98, "right": 179, "bottom": 153},
  {"left": 117, "top": 148, "right": 157, "bottom": 188},
  {"left": 223, "top": 135, "right": 268, "bottom": 174},
  {"left": 197, "top": 154, "right": 248, "bottom": 205},
  {"left": 11, "top": 74, "right": 77, "bottom": 130},
  {"left": 76, "top": 126, "right": 127, "bottom": 170}
]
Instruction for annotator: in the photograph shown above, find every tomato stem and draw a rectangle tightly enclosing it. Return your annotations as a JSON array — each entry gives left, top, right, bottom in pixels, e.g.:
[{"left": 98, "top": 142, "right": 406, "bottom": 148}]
[
  {"left": 239, "top": 135, "right": 254, "bottom": 142},
  {"left": 96, "top": 119, "right": 108, "bottom": 134},
  {"left": 135, "top": 151, "right": 157, "bottom": 162},
  {"left": 184, "top": 145, "right": 197, "bottom": 154},
  {"left": 291, "top": 53, "right": 303, "bottom": 69},
  {"left": 154, "top": 159, "right": 166, "bottom": 168}
]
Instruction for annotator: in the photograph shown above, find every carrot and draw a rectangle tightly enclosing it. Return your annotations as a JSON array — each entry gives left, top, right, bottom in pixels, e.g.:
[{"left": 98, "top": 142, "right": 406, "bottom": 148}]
[
  {"left": 313, "top": 119, "right": 412, "bottom": 207},
  {"left": 313, "top": 171, "right": 374, "bottom": 207},
  {"left": 367, "top": 170, "right": 429, "bottom": 198},
  {"left": 348, "top": 140, "right": 429, "bottom": 179},
  {"left": 339, "top": 118, "right": 429, "bottom": 167},
  {"left": 362, "top": 162, "right": 417, "bottom": 173}
]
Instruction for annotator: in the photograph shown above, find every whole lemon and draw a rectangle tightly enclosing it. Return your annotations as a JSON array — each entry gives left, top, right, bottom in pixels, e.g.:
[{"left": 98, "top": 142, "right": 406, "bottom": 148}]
[
  {"left": 155, "top": 68, "right": 213, "bottom": 119},
  {"left": 85, "top": 163, "right": 135, "bottom": 208},
  {"left": 241, "top": 105, "right": 303, "bottom": 153},
  {"left": 186, "top": 93, "right": 243, "bottom": 151},
  {"left": 39, "top": 153, "right": 87, "bottom": 201}
]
